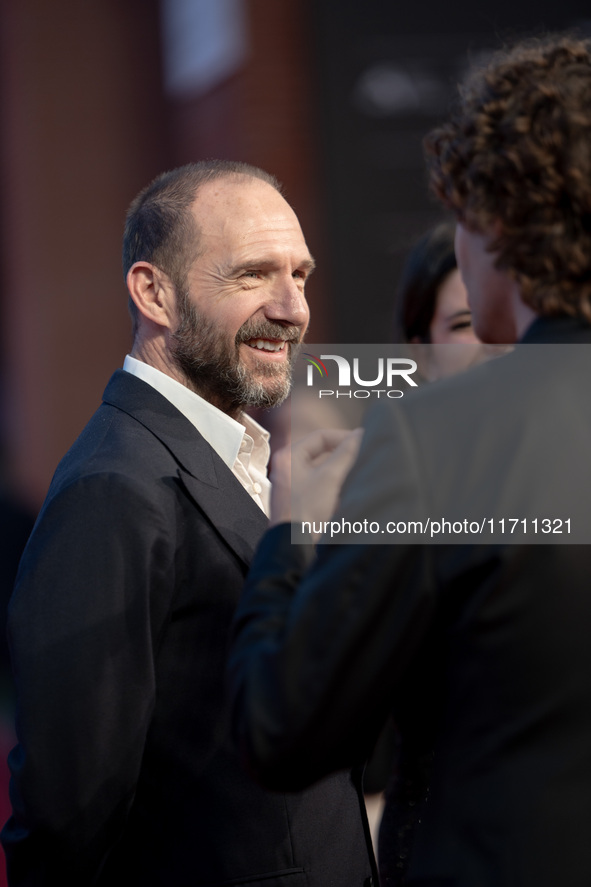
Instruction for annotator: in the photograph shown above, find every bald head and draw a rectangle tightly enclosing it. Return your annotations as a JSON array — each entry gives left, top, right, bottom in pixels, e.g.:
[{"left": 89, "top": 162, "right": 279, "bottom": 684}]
[{"left": 123, "top": 161, "right": 284, "bottom": 336}]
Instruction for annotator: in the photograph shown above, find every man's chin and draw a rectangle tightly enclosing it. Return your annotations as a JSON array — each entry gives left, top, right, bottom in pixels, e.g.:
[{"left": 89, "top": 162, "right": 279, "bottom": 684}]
[
  {"left": 238, "top": 349, "right": 293, "bottom": 380},
  {"left": 238, "top": 370, "right": 292, "bottom": 409}
]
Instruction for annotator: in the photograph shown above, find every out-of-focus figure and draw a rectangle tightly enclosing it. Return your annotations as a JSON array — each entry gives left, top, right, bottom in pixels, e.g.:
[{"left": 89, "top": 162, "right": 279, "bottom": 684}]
[{"left": 396, "top": 221, "right": 505, "bottom": 379}]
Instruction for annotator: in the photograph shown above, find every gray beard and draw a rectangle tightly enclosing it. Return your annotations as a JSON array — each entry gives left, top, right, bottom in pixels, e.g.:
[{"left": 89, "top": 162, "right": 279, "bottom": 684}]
[{"left": 170, "top": 293, "right": 302, "bottom": 417}]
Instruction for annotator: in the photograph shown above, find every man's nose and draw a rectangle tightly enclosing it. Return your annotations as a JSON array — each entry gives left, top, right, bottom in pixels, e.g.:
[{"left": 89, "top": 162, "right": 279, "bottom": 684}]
[{"left": 265, "top": 277, "right": 310, "bottom": 327}]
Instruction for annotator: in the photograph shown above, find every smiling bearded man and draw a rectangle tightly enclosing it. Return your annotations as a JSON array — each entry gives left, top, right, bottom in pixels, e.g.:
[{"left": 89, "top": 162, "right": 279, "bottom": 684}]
[
  {"left": 1, "top": 160, "right": 377, "bottom": 887},
  {"left": 171, "top": 299, "right": 303, "bottom": 414}
]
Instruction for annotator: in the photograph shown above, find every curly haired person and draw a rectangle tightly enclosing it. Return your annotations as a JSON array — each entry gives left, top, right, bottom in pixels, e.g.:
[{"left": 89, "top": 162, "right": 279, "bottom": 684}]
[
  {"left": 228, "top": 33, "right": 591, "bottom": 887},
  {"left": 425, "top": 33, "right": 591, "bottom": 335}
]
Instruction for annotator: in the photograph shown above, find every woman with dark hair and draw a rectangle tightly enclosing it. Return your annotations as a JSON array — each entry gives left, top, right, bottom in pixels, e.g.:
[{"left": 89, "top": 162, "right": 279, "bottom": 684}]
[
  {"left": 396, "top": 221, "right": 489, "bottom": 379},
  {"left": 398, "top": 222, "right": 473, "bottom": 341}
]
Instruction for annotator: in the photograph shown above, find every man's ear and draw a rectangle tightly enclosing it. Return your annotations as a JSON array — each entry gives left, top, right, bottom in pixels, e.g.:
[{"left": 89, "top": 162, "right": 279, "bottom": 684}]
[{"left": 127, "top": 262, "right": 176, "bottom": 329}]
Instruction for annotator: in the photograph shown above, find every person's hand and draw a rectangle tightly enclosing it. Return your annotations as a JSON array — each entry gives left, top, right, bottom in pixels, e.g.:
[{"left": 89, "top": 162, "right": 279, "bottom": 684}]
[{"left": 270, "top": 428, "right": 363, "bottom": 527}]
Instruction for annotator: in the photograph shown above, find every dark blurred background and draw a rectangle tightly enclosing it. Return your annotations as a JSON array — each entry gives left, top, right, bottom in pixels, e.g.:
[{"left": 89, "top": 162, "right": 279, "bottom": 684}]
[{"left": 1, "top": 0, "right": 589, "bottom": 512}]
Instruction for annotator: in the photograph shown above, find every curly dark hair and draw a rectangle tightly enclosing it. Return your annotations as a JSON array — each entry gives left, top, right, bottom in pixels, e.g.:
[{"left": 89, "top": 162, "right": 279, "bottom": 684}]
[{"left": 424, "top": 34, "right": 591, "bottom": 321}]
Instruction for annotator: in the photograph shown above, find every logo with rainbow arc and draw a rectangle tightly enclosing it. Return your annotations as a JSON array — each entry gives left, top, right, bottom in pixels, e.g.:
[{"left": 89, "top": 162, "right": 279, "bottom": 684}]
[{"left": 303, "top": 353, "right": 329, "bottom": 380}]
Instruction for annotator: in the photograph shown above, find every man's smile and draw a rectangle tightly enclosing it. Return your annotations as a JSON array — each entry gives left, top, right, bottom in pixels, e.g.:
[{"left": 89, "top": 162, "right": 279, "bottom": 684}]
[{"left": 245, "top": 338, "right": 288, "bottom": 353}]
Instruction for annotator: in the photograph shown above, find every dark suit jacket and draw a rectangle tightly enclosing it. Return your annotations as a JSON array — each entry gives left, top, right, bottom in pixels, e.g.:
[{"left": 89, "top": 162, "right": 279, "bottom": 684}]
[
  {"left": 1, "top": 371, "right": 374, "bottom": 887},
  {"left": 0, "top": 496, "right": 34, "bottom": 675},
  {"left": 229, "top": 316, "right": 591, "bottom": 887}
]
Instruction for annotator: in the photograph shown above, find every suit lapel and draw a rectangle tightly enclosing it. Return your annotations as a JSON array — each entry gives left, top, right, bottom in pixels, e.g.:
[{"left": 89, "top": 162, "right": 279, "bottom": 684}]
[
  {"left": 102, "top": 370, "right": 269, "bottom": 566},
  {"left": 178, "top": 468, "right": 268, "bottom": 566}
]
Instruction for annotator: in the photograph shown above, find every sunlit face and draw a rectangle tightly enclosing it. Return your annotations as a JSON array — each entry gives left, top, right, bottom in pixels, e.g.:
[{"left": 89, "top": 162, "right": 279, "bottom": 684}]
[{"left": 170, "top": 177, "right": 313, "bottom": 417}]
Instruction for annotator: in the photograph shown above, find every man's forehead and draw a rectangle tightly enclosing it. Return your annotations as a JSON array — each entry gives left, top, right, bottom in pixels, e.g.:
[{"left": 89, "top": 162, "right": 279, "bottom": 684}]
[
  {"left": 189, "top": 176, "right": 308, "bottom": 255},
  {"left": 190, "top": 175, "right": 287, "bottom": 218}
]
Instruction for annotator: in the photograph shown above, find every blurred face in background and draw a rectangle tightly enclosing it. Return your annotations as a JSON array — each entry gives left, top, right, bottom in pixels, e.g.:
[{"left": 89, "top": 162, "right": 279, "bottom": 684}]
[
  {"left": 427, "top": 268, "right": 479, "bottom": 345},
  {"left": 415, "top": 267, "right": 498, "bottom": 381}
]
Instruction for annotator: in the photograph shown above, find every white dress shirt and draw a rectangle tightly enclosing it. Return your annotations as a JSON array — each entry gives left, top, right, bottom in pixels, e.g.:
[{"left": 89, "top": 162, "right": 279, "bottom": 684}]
[{"left": 123, "top": 355, "right": 271, "bottom": 515}]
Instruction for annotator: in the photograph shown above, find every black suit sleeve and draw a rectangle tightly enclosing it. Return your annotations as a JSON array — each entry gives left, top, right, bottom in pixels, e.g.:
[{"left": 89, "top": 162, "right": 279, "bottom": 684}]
[
  {"left": 2, "top": 472, "right": 174, "bottom": 886},
  {"left": 228, "top": 402, "right": 437, "bottom": 791}
]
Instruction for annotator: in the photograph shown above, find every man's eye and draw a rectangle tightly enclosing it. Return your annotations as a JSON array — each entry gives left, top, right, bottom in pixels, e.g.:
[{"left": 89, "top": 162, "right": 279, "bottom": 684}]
[{"left": 243, "top": 271, "right": 260, "bottom": 279}]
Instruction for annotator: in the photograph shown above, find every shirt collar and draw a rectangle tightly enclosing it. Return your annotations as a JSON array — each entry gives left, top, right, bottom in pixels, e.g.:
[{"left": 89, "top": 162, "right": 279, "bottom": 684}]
[{"left": 122, "top": 355, "right": 270, "bottom": 472}]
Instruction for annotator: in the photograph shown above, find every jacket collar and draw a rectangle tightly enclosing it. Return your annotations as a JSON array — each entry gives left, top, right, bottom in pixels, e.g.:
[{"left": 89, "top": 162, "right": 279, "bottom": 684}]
[
  {"left": 102, "top": 370, "right": 268, "bottom": 565},
  {"left": 519, "top": 314, "right": 591, "bottom": 344}
]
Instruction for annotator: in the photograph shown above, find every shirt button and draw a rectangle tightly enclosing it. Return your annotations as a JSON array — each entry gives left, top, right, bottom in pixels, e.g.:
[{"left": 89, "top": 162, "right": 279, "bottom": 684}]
[{"left": 253, "top": 483, "right": 262, "bottom": 494}]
